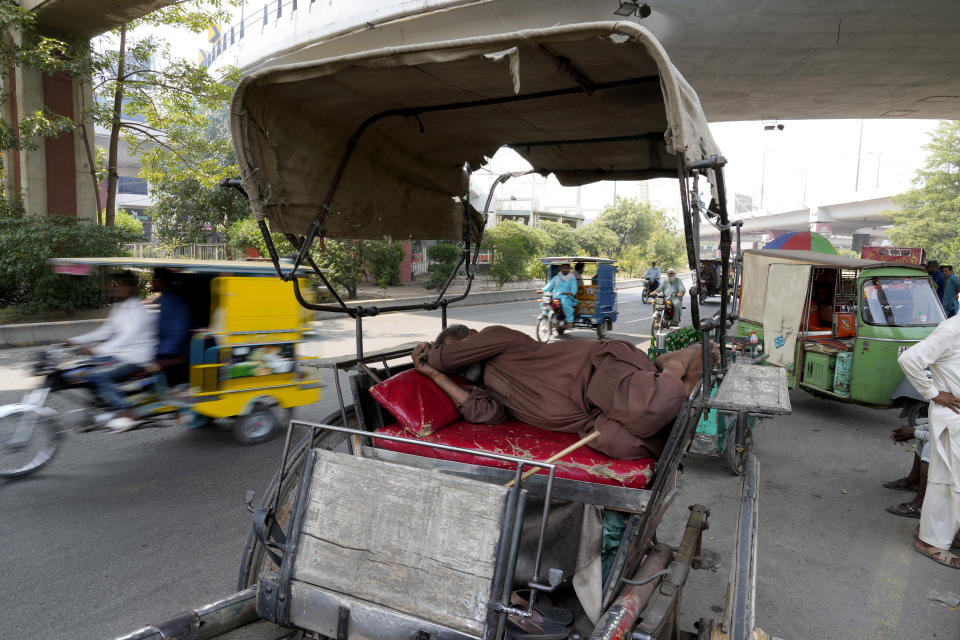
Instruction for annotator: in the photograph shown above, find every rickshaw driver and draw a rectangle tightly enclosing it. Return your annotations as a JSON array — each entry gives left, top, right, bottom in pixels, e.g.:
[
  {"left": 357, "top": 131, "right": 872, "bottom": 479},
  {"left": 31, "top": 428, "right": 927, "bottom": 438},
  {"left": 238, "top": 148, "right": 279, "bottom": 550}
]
[
  {"left": 541, "top": 262, "right": 578, "bottom": 329},
  {"left": 412, "top": 324, "right": 718, "bottom": 459},
  {"left": 152, "top": 268, "right": 192, "bottom": 385},
  {"left": 64, "top": 270, "right": 158, "bottom": 432}
]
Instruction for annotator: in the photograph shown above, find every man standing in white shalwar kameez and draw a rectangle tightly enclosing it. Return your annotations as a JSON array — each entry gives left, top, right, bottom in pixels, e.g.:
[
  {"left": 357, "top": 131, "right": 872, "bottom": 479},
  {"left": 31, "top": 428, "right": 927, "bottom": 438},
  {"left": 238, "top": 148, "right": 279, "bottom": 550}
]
[{"left": 898, "top": 314, "right": 960, "bottom": 569}]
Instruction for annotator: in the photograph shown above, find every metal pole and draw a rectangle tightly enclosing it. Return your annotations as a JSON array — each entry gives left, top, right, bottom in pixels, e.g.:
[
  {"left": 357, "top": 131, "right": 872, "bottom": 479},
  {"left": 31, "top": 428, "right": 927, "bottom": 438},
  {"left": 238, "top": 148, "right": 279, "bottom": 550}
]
[{"left": 854, "top": 119, "right": 864, "bottom": 192}]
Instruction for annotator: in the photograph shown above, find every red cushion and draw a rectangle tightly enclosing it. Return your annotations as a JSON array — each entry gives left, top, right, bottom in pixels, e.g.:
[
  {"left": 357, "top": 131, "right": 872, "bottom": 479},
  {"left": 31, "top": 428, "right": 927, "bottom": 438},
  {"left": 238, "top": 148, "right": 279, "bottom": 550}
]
[
  {"left": 374, "top": 421, "right": 654, "bottom": 489},
  {"left": 369, "top": 369, "right": 464, "bottom": 437}
]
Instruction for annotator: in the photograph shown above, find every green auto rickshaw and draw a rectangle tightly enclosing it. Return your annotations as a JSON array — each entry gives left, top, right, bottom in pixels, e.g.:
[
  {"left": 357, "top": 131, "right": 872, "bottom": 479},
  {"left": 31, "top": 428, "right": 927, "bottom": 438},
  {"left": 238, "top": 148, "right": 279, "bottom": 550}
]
[{"left": 736, "top": 249, "right": 943, "bottom": 423}]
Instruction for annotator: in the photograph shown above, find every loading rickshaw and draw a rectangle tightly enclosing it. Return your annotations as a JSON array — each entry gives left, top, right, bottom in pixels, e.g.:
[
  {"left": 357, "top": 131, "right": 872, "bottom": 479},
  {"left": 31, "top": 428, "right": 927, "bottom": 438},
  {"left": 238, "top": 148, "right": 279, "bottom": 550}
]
[
  {"left": 536, "top": 257, "right": 618, "bottom": 341},
  {"left": 110, "top": 21, "right": 790, "bottom": 640},
  {"left": 0, "top": 257, "right": 321, "bottom": 479},
  {"left": 736, "top": 249, "right": 942, "bottom": 424}
]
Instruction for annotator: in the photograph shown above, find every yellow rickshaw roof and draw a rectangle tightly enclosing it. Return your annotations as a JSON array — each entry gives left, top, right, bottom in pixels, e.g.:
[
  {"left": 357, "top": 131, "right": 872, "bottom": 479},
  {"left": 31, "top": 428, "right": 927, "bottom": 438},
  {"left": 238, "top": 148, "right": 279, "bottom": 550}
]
[{"left": 50, "top": 257, "right": 293, "bottom": 276}]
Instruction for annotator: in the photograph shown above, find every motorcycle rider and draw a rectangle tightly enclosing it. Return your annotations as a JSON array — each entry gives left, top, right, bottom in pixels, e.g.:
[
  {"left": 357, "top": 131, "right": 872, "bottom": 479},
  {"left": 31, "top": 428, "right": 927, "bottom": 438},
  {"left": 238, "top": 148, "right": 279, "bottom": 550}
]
[
  {"left": 542, "top": 262, "right": 578, "bottom": 329},
  {"left": 643, "top": 261, "right": 661, "bottom": 294},
  {"left": 64, "top": 270, "right": 157, "bottom": 432},
  {"left": 658, "top": 268, "right": 686, "bottom": 325}
]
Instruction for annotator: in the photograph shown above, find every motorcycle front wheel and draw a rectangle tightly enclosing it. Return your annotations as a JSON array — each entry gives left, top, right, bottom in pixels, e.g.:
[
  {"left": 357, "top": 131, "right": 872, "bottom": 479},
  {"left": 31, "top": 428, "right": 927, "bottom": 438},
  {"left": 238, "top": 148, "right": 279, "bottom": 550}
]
[
  {"left": 641, "top": 288, "right": 650, "bottom": 304},
  {"left": 0, "top": 406, "right": 62, "bottom": 479},
  {"left": 536, "top": 315, "right": 553, "bottom": 342}
]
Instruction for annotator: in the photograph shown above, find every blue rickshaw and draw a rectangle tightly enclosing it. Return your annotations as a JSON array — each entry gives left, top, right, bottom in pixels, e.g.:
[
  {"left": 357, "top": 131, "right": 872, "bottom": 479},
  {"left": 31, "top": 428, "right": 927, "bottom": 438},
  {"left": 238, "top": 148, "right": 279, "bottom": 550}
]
[{"left": 536, "top": 256, "right": 618, "bottom": 341}]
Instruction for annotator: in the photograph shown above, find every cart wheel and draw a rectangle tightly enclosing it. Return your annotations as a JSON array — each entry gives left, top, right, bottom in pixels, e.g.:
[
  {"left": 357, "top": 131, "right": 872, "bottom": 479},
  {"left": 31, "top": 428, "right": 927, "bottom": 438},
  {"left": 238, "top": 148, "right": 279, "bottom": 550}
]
[
  {"left": 233, "top": 404, "right": 284, "bottom": 446},
  {"left": 724, "top": 426, "right": 753, "bottom": 476},
  {"left": 596, "top": 321, "right": 607, "bottom": 339},
  {"left": 0, "top": 406, "right": 62, "bottom": 479},
  {"left": 536, "top": 316, "right": 552, "bottom": 342},
  {"left": 906, "top": 400, "right": 928, "bottom": 427}
]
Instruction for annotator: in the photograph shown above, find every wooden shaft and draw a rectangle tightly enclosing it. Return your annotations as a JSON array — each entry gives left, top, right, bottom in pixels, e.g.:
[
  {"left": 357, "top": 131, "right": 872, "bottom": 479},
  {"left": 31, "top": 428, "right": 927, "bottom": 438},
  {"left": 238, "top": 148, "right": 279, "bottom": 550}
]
[{"left": 504, "top": 431, "right": 601, "bottom": 487}]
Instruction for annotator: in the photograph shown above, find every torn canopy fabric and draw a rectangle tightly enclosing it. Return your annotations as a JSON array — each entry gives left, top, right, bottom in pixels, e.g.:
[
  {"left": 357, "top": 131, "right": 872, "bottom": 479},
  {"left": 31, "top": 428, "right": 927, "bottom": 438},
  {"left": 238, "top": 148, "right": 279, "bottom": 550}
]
[{"left": 231, "top": 21, "right": 721, "bottom": 239}]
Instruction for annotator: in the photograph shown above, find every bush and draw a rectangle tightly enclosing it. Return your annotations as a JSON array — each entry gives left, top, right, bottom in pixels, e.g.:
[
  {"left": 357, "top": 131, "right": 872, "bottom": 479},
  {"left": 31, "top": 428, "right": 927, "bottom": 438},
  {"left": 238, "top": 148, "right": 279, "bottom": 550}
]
[
  {"left": 424, "top": 242, "right": 462, "bottom": 290},
  {"left": 0, "top": 214, "right": 133, "bottom": 314},
  {"left": 483, "top": 222, "right": 550, "bottom": 287},
  {"left": 366, "top": 240, "right": 405, "bottom": 289},
  {"left": 115, "top": 209, "right": 145, "bottom": 241},
  {"left": 226, "top": 217, "right": 295, "bottom": 258}
]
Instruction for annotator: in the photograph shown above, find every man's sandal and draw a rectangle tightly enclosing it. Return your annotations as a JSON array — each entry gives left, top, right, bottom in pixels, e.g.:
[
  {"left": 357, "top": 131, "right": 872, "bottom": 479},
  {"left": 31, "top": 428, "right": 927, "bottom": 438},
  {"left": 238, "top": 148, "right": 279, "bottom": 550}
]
[
  {"left": 885, "top": 502, "right": 921, "bottom": 519},
  {"left": 882, "top": 477, "right": 918, "bottom": 492},
  {"left": 914, "top": 541, "right": 960, "bottom": 569}
]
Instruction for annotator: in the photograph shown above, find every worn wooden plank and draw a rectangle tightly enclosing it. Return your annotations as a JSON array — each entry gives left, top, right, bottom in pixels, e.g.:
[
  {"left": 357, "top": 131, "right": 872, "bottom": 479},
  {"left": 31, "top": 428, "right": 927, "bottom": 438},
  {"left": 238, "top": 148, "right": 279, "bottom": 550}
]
[
  {"left": 708, "top": 363, "right": 792, "bottom": 415},
  {"left": 292, "top": 450, "right": 509, "bottom": 635}
]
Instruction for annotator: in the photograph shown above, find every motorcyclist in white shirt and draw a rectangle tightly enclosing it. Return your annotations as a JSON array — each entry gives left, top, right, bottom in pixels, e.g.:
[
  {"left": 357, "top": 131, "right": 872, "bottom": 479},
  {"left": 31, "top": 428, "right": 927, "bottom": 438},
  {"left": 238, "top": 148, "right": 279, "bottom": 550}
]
[{"left": 65, "top": 270, "right": 157, "bottom": 432}]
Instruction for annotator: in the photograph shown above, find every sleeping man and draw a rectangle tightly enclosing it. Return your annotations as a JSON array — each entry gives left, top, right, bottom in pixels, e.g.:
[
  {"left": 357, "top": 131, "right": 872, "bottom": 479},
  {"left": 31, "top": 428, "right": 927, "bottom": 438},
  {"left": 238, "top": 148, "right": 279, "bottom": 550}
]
[{"left": 411, "top": 324, "right": 717, "bottom": 459}]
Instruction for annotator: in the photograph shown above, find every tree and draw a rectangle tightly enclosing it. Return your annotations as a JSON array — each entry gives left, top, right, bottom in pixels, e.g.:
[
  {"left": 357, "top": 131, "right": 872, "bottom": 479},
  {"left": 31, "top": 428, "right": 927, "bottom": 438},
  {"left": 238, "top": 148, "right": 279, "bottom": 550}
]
[
  {"left": 140, "top": 106, "right": 249, "bottom": 244},
  {"left": 114, "top": 209, "right": 144, "bottom": 241},
  {"left": 575, "top": 222, "right": 619, "bottom": 258},
  {"left": 318, "top": 240, "right": 366, "bottom": 300},
  {"left": 884, "top": 121, "right": 960, "bottom": 264},
  {"left": 596, "top": 197, "right": 661, "bottom": 254},
  {"left": 424, "top": 243, "right": 462, "bottom": 290},
  {"left": 91, "top": 1, "right": 240, "bottom": 226},
  {"left": 483, "top": 221, "right": 550, "bottom": 287},
  {"left": 366, "top": 240, "right": 405, "bottom": 289},
  {"left": 538, "top": 220, "right": 582, "bottom": 256}
]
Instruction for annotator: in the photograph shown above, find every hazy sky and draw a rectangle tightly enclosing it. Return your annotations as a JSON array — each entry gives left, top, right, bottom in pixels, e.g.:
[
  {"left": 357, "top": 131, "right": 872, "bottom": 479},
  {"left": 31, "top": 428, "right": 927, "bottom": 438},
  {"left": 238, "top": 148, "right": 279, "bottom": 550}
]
[{"left": 474, "top": 119, "right": 943, "bottom": 221}]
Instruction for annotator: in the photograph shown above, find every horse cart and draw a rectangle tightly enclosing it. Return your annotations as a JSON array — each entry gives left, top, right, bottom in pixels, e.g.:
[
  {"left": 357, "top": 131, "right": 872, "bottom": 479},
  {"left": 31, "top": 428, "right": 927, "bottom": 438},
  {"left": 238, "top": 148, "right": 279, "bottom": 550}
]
[{"left": 113, "top": 21, "right": 790, "bottom": 640}]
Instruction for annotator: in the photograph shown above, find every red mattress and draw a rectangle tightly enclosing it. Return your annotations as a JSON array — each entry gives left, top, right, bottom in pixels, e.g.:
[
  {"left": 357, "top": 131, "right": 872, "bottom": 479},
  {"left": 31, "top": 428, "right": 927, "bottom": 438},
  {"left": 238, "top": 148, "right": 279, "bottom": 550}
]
[{"left": 374, "top": 421, "right": 655, "bottom": 489}]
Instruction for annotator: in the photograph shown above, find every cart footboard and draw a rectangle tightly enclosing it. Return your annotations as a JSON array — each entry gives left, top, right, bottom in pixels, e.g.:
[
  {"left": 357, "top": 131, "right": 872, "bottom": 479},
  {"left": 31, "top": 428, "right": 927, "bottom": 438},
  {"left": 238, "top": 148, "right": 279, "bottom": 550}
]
[{"left": 112, "top": 587, "right": 295, "bottom": 640}]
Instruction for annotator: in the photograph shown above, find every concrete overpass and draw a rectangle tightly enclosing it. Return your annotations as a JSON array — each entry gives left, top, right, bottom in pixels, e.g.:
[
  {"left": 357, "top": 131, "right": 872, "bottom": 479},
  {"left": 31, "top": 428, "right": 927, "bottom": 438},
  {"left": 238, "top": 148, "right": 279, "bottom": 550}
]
[
  {"left": 700, "top": 195, "right": 899, "bottom": 250},
  {"left": 5, "top": 0, "right": 960, "bottom": 221}
]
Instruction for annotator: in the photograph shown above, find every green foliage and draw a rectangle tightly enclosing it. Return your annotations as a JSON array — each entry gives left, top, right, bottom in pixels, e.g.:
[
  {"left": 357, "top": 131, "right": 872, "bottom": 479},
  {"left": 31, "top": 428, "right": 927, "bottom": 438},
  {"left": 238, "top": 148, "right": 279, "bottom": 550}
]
[
  {"left": 424, "top": 243, "right": 462, "bottom": 290},
  {"left": 367, "top": 240, "right": 405, "bottom": 289},
  {"left": 0, "top": 212, "right": 131, "bottom": 313},
  {"left": 114, "top": 209, "right": 144, "bottom": 241},
  {"left": 596, "top": 197, "right": 661, "bottom": 254},
  {"left": 836, "top": 248, "right": 859, "bottom": 259},
  {"left": 885, "top": 121, "right": 960, "bottom": 265},
  {"left": 575, "top": 222, "right": 619, "bottom": 258},
  {"left": 226, "top": 217, "right": 295, "bottom": 258},
  {"left": 319, "top": 240, "right": 366, "bottom": 300},
  {"left": 483, "top": 222, "right": 550, "bottom": 287},
  {"left": 538, "top": 220, "right": 582, "bottom": 256}
]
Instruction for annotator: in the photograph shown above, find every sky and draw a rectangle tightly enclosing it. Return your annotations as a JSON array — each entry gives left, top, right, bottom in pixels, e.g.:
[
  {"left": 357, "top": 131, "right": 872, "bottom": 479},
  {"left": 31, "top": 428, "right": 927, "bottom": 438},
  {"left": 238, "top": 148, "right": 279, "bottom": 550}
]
[{"left": 472, "top": 119, "right": 943, "bottom": 222}]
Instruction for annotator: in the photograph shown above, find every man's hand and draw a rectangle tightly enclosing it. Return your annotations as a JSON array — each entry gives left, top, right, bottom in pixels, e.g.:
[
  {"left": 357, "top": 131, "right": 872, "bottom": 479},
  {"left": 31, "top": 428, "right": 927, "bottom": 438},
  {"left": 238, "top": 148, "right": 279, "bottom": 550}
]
[
  {"left": 932, "top": 391, "right": 960, "bottom": 414},
  {"left": 891, "top": 425, "right": 915, "bottom": 443},
  {"left": 412, "top": 342, "right": 439, "bottom": 378},
  {"left": 77, "top": 346, "right": 94, "bottom": 356}
]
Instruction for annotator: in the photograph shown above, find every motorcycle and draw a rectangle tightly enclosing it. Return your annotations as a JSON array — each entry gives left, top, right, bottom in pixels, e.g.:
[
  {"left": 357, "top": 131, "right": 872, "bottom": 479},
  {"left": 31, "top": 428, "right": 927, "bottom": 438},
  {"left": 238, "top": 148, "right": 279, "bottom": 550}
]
[
  {"left": 0, "top": 345, "right": 187, "bottom": 478},
  {"left": 536, "top": 292, "right": 569, "bottom": 342},
  {"left": 641, "top": 276, "right": 653, "bottom": 303},
  {"left": 650, "top": 292, "right": 678, "bottom": 337}
]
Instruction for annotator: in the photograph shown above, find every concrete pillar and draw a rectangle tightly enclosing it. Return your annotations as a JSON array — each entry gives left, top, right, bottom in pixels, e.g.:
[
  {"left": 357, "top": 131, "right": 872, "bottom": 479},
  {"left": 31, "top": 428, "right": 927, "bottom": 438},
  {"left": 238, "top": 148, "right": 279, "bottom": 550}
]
[{"left": 7, "top": 36, "right": 96, "bottom": 220}]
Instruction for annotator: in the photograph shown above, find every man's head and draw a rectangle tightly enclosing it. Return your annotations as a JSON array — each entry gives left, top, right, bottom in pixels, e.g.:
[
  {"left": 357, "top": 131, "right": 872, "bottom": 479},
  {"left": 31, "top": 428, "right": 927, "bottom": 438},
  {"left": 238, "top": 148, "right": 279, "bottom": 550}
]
[
  {"left": 926, "top": 260, "right": 939, "bottom": 273},
  {"left": 651, "top": 261, "right": 657, "bottom": 267},
  {"left": 109, "top": 270, "right": 139, "bottom": 300},
  {"left": 943, "top": 265, "right": 954, "bottom": 277},
  {"left": 666, "top": 268, "right": 677, "bottom": 281},
  {"left": 559, "top": 263, "right": 571, "bottom": 275},
  {"left": 152, "top": 267, "right": 177, "bottom": 293},
  {"left": 433, "top": 324, "right": 478, "bottom": 348},
  {"left": 574, "top": 262, "right": 584, "bottom": 273}
]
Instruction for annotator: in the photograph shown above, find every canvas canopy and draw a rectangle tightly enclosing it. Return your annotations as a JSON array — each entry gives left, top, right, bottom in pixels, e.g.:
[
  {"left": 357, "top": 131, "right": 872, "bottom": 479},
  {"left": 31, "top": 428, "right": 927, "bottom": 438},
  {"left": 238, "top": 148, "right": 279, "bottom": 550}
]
[{"left": 230, "top": 21, "right": 720, "bottom": 240}]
